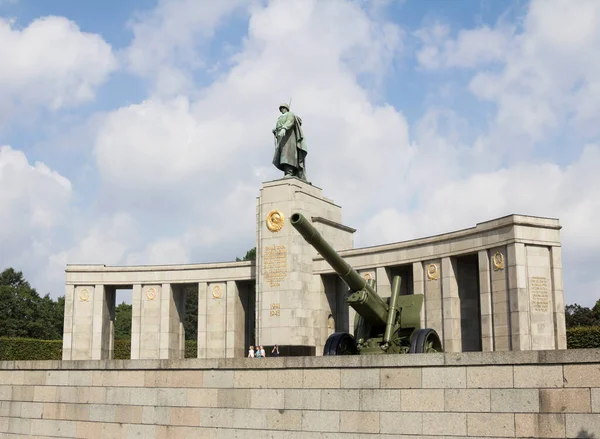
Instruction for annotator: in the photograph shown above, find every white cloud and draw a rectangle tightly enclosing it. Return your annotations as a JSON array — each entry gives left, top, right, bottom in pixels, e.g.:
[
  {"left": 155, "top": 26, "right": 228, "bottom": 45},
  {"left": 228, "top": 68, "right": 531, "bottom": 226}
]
[
  {"left": 96, "top": 0, "right": 408, "bottom": 222},
  {"left": 0, "top": 145, "right": 72, "bottom": 293},
  {"left": 0, "top": 145, "right": 71, "bottom": 231},
  {"left": 0, "top": 16, "right": 117, "bottom": 124},
  {"left": 360, "top": 139, "right": 600, "bottom": 307},
  {"left": 123, "top": 0, "right": 251, "bottom": 96},
  {"left": 125, "top": 237, "right": 189, "bottom": 266},
  {"left": 415, "top": 0, "right": 600, "bottom": 144},
  {"left": 3, "top": 0, "right": 599, "bottom": 313},
  {"left": 88, "top": 0, "right": 599, "bottom": 310},
  {"left": 415, "top": 22, "right": 514, "bottom": 70}
]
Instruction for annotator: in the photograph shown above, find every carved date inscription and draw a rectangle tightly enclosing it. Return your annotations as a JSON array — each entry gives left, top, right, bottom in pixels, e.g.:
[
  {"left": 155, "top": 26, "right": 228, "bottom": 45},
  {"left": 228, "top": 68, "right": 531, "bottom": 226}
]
[
  {"left": 270, "top": 303, "right": 280, "bottom": 316},
  {"left": 530, "top": 276, "right": 550, "bottom": 313},
  {"left": 263, "top": 245, "right": 287, "bottom": 287}
]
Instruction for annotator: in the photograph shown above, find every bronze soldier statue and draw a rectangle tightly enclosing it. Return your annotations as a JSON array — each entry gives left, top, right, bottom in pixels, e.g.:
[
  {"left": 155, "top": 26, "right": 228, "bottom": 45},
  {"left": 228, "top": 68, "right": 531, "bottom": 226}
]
[{"left": 272, "top": 102, "right": 308, "bottom": 182}]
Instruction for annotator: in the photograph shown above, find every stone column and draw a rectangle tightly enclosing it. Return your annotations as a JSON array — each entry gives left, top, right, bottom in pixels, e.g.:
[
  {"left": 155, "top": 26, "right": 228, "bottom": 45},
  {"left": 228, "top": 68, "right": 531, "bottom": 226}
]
[
  {"left": 423, "top": 260, "right": 443, "bottom": 343},
  {"left": 226, "top": 280, "right": 246, "bottom": 358},
  {"left": 490, "top": 246, "right": 511, "bottom": 351},
  {"left": 138, "top": 285, "right": 161, "bottom": 359},
  {"left": 130, "top": 284, "right": 142, "bottom": 359},
  {"left": 70, "top": 286, "right": 96, "bottom": 359},
  {"left": 375, "top": 267, "right": 391, "bottom": 298},
  {"left": 336, "top": 277, "right": 350, "bottom": 334},
  {"left": 507, "top": 243, "right": 531, "bottom": 350},
  {"left": 478, "top": 250, "right": 494, "bottom": 352},
  {"left": 413, "top": 262, "right": 425, "bottom": 328},
  {"left": 206, "top": 282, "right": 226, "bottom": 358},
  {"left": 524, "top": 245, "right": 556, "bottom": 350},
  {"left": 159, "top": 283, "right": 185, "bottom": 360},
  {"left": 442, "top": 257, "right": 461, "bottom": 352},
  {"left": 91, "top": 285, "right": 115, "bottom": 360},
  {"left": 321, "top": 275, "right": 336, "bottom": 341},
  {"left": 61, "top": 285, "right": 75, "bottom": 360},
  {"left": 197, "top": 282, "right": 208, "bottom": 358},
  {"left": 550, "top": 246, "right": 567, "bottom": 349}
]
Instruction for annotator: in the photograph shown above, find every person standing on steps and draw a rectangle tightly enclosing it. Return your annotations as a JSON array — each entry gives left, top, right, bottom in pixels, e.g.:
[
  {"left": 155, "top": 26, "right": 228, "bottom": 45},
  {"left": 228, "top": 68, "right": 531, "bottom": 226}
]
[{"left": 271, "top": 345, "right": 279, "bottom": 357}]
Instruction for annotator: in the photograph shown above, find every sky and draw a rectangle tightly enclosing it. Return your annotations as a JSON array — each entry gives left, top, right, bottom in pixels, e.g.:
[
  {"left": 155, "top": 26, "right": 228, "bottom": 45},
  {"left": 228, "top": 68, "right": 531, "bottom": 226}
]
[{"left": 0, "top": 0, "right": 599, "bottom": 308}]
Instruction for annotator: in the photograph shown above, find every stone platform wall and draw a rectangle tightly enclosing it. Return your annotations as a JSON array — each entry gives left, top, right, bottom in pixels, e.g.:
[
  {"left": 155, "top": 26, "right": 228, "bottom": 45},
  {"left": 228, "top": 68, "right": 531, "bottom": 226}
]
[{"left": 1, "top": 350, "right": 599, "bottom": 438}]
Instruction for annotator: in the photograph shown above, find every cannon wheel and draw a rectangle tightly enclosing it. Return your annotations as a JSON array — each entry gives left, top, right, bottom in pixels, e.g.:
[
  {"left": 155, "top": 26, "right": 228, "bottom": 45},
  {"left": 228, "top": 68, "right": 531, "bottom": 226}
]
[
  {"left": 323, "top": 332, "right": 358, "bottom": 356},
  {"left": 409, "top": 328, "right": 443, "bottom": 353}
]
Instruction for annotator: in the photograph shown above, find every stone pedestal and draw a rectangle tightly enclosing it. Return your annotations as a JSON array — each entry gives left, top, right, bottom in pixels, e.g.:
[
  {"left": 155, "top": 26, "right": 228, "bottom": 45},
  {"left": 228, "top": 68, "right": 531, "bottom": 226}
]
[{"left": 255, "top": 177, "right": 354, "bottom": 355}]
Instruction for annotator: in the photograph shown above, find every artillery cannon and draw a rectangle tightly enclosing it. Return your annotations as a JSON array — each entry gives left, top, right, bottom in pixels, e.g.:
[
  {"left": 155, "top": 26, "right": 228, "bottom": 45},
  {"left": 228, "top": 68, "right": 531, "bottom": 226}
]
[{"left": 290, "top": 212, "right": 443, "bottom": 355}]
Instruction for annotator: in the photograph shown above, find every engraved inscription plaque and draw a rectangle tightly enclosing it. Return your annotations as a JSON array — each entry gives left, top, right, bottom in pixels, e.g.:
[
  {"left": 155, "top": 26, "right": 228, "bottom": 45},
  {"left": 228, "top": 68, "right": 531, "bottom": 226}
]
[
  {"left": 263, "top": 245, "right": 287, "bottom": 287},
  {"left": 530, "top": 276, "right": 550, "bottom": 312}
]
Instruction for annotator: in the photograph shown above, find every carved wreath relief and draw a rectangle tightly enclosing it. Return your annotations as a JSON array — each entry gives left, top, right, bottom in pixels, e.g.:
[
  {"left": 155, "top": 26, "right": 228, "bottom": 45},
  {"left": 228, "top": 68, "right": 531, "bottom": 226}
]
[
  {"left": 266, "top": 209, "right": 285, "bottom": 232},
  {"left": 212, "top": 285, "right": 223, "bottom": 299},
  {"left": 426, "top": 263, "right": 439, "bottom": 281},
  {"left": 146, "top": 287, "right": 157, "bottom": 301},
  {"left": 493, "top": 251, "right": 505, "bottom": 271},
  {"left": 79, "top": 288, "right": 90, "bottom": 302}
]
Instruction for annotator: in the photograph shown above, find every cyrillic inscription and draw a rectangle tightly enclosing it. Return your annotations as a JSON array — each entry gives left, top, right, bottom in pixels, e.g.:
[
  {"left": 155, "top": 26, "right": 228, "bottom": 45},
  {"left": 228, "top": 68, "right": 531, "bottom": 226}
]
[
  {"left": 530, "top": 276, "right": 549, "bottom": 312},
  {"left": 263, "top": 245, "right": 287, "bottom": 287}
]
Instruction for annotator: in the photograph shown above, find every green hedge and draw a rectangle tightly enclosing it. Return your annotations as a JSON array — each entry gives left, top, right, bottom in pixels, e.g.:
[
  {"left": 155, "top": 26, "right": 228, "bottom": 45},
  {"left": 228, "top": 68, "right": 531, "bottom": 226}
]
[
  {"left": 567, "top": 326, "right": 600, "bottom": 349},
  {"left": 0, "top": 338, "right": 198, "bottom": 361},
  {"left": 185, "top": 340, "right": 197, "bottom": 358},
  {"left": 3, "top": 331, "right": 597, "bottom": 360},
  {"left": 114, "top": 339, "right": 131, "bottom": 359},
  {"left": 0, "top": 337, "right": 63, "bottom": 361}
]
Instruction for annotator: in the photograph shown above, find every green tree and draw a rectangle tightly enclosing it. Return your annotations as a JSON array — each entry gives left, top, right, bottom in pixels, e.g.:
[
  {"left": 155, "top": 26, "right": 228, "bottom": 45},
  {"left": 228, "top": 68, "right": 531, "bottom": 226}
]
[
  {"left": 184, "top": 285, "right": 198, "bottom": 340},
  {"left": 565, "top": 301, "right": 600, "bottom": 328},
  {"left": 593, "top": 299, "right": 600, "bottom": 319},
  {"left": 236, "top": 247, "right": 256, "bottom": 261},
  {"left": 114, "top": 302, "right": 132, "bottom": 340},
  {"left": 0, "top": 268, "right": 63, "bottom": 339}
]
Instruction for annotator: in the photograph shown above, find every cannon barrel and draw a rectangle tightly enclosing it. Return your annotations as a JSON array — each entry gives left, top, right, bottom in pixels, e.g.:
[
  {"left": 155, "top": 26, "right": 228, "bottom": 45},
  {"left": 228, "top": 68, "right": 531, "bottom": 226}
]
[
  {"left": 290, "top": 213, "right": 389, "bottom": 326},
  {"left": 290, "top": 213, "right": 371, "bottom": 293}
]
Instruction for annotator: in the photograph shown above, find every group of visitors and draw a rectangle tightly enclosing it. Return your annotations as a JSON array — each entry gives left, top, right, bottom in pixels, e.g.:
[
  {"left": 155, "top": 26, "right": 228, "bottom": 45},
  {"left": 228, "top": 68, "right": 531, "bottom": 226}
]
[{"left": 248, "top": 344, "right": 280, "bottom": 358}]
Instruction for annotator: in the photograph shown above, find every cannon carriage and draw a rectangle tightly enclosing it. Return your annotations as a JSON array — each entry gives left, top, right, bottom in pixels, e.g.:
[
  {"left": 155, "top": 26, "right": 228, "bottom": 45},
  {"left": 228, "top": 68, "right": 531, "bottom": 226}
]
[{"left": 290, "top": 212, "right": 443, "bottom": 356}]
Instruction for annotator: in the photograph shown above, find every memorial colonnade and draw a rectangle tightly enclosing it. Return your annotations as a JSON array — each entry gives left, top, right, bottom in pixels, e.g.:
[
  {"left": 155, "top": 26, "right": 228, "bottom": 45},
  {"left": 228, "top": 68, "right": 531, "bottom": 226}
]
[{"left": 61, "top": 178, "right": 567, "bottom": 360}]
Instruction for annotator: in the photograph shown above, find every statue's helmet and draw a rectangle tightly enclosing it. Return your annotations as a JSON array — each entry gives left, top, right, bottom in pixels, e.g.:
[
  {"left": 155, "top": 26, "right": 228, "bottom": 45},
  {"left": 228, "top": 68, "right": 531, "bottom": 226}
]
[{"left": 279, "top": 102, "right": 290, "bottom": 111}]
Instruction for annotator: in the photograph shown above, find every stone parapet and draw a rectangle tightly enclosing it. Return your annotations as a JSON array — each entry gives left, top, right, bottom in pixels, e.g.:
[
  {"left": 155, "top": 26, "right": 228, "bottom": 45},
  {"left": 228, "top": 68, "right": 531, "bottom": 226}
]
[
  {"left": 1, "top": 350, "right": 599, "bottom": 437},
  {"left": 2, "top": 348, "right": 600, "bottom": 371}
]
